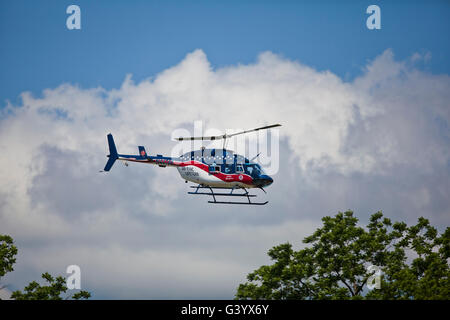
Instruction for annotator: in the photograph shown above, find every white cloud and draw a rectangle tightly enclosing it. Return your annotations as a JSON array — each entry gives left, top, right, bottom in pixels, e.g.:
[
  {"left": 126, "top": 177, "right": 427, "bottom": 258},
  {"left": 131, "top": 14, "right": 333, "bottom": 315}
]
[{"left": 0, "top": 49, "right": 449, "bottom": 298}]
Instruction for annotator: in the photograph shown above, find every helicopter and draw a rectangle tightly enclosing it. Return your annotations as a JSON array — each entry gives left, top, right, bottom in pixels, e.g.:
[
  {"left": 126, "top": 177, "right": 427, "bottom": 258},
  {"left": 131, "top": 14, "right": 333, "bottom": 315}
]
[{"left": 102, "top": 124, "right": 281, "bottom": 205}]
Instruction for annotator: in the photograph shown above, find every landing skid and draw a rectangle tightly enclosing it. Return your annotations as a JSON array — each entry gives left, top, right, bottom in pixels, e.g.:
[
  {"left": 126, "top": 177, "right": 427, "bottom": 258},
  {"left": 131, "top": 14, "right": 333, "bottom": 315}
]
[
  {"left": 207, "top": 200, "right": 268, "bottom": 205},
  {"left": 188, "top": 185, "right": 268, "bottom": 205}
]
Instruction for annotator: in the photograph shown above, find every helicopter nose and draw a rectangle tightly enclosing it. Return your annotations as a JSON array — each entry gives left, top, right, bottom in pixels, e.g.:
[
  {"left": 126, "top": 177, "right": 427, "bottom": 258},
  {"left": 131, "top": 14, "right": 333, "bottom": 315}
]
[
  {"left": 265, "top": 175, "right": 273, "bottom": 186},
  {"left": 256, "top": 175, "right": 273, "bottom": 187}
]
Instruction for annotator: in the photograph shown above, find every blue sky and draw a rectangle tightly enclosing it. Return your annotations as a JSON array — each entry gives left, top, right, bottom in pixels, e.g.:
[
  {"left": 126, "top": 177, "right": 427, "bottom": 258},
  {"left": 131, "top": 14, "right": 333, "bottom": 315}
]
[{"left": 1, "top": 0, "right": 449, "bottom": 106}]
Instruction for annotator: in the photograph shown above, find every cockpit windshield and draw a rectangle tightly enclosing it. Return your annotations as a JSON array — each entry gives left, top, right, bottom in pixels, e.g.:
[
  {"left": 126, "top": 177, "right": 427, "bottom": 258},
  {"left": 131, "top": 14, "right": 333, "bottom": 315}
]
[{"left": 244, "top": 164, "right": 264, "bottom": 177}]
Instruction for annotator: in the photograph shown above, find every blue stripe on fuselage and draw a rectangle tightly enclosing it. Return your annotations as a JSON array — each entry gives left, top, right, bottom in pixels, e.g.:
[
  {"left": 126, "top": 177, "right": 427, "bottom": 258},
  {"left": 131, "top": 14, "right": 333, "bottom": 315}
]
[{"left": 118, "top": 153, "right": 180, "bottom": 163}]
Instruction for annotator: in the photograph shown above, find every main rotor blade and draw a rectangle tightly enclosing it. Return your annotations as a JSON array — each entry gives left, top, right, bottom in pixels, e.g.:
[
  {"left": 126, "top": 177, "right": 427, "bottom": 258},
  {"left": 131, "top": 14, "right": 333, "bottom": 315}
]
[
  {"left": 174, "top": 123, "right": 281, "bottom": 141},
  {"left": 174, "top": 134, "right": 226, "bottom": 141},
  {"left": 226, "top": 124, "right": 281, "bottom": 138}
]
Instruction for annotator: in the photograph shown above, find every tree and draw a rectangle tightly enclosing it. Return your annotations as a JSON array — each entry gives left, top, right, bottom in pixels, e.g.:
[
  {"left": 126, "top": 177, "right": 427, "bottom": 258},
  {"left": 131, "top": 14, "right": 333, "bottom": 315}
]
[
  {"left": 11, "top": 272, "right": 91, "bottom": 300},
  {"left": 0, "top": 235, "right": 18, "bottom": 281},
  {"left": 0, "top": 233, "right": 91, "bottom": 300},
  {"left": 235, "top": 211, "right": 449, "bottom": 300}
]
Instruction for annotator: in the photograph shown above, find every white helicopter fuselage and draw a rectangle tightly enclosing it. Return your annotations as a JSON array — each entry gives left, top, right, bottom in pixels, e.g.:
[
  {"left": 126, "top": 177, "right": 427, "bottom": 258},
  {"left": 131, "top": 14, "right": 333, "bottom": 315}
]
[{"left": 176, "top": 161, "right": 254, "bottom": 188}]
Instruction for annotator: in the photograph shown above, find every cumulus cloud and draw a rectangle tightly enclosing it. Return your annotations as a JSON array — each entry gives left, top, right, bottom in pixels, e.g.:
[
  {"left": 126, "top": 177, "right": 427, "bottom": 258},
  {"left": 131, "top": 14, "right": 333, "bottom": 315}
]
[{"left": 0, "top": 49, "right": 449, "bottom": 298}]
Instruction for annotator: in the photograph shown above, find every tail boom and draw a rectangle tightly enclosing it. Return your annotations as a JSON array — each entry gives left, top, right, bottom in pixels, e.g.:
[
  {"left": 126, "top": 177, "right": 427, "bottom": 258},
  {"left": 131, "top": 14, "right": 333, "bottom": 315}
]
[{"left": 103, "top": 133, "right": 177, "bottom": 171}]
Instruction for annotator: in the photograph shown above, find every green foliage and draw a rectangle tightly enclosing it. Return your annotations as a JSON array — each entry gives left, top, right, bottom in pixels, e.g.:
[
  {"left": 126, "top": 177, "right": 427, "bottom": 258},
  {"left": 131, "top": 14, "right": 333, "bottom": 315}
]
[
  {"left": 11, "top": 272, "right": 91, "bottom": 300},
  {"left": 1, "top": 233, "right": 91, "bottom": 300},
  {"left": 235, "top": 211, "right": 450, "bottom": 300},
  {"left": 0, "top": 234, "right": 18, "bottom": 280},
  {"left": 71, "top": 290, "right": 92, "bottom": 300}
]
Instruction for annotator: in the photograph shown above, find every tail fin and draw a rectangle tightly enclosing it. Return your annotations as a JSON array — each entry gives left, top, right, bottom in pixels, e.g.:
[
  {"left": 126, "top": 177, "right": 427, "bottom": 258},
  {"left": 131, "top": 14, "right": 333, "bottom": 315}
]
[
  {"left": 104, "top": 133, "right": 118, "bottom": 171},
  {"left": 138, "top": 146, "right": 147, "bottom": 158}
]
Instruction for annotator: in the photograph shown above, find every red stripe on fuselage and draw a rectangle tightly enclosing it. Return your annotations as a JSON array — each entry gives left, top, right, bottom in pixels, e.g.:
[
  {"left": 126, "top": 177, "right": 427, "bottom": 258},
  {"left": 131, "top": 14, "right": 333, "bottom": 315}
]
[
  {"left": 119, "top": 158, "right": 255, "bottom": 186},
  {"left": 174, "top": 161, "right": 254, "bottom": 185}
]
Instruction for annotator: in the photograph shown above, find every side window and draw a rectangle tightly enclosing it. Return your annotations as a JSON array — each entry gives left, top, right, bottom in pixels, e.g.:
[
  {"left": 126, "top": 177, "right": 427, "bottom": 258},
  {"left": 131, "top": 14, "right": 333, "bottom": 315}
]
[
  {"left": 236, "top": 165, "right": 244, "bottom": 173},
  {"left": 209, "top": 165, "right": 221, "bottom": 173}
]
